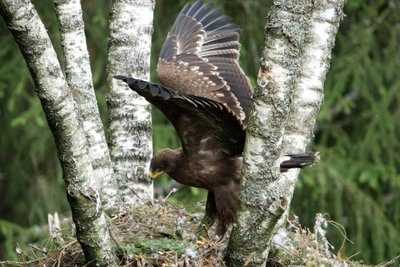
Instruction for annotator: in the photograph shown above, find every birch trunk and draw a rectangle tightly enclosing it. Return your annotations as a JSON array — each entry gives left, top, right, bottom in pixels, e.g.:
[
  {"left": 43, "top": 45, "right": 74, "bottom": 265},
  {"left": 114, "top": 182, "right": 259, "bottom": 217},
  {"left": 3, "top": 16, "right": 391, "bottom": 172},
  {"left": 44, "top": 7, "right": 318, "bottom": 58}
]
[
  {"left": 107, "top": 0, "right": 155, "bottom": 207},
  {"left": 53, "top": 0, "right": 122, "bottom": 214},
  {"left": 226, "top": 0, "right": 346, "bottom": 266},
  {"left": 0, "top": 1, "right": 117, "bottom": 265}
]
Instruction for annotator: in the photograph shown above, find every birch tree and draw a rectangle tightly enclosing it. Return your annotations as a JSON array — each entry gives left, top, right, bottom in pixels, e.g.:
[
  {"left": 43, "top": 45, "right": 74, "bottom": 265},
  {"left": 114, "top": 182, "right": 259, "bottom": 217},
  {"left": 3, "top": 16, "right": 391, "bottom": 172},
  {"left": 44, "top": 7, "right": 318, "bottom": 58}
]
[
  {"left": 107, "top": 0, "right": 155, "bottom": 207},
  {"left": 53, "top": 0, "right": 121, "bottom": 214},
  {"left": 226, "top": 0, "right": 347, "bottom": 266},
  {"left": 0, "top": 0, "right": 154, "bottom": 265}
]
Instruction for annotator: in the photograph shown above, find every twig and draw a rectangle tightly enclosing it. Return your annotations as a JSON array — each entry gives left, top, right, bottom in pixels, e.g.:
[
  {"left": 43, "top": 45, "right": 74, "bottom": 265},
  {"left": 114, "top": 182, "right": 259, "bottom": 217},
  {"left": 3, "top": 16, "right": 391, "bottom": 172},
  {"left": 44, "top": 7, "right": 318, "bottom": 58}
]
[
  {"left": 162, "top": 188, "right": 179, "bottom": 202},
  {"left": 28, "top": 244, "right": 48, "bottom": 255}
]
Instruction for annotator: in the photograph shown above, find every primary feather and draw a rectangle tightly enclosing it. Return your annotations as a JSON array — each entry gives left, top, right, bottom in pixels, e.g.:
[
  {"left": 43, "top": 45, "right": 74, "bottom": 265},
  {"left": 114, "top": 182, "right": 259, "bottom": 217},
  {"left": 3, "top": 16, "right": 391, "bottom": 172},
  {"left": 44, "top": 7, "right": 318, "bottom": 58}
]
[{"left": 157, "top": 0, "right": 253, "bottom": 124}]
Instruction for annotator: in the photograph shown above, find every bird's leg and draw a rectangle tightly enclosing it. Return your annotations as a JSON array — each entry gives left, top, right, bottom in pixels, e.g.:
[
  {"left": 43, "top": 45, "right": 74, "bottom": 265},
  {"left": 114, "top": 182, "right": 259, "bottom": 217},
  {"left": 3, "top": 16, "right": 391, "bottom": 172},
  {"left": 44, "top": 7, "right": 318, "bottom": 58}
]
[
  {"left": 214, "top": 182, "right": 240, "bottom": 238},
  {"left": 196, "top": 191, "right": 217, "bottom": 239}
]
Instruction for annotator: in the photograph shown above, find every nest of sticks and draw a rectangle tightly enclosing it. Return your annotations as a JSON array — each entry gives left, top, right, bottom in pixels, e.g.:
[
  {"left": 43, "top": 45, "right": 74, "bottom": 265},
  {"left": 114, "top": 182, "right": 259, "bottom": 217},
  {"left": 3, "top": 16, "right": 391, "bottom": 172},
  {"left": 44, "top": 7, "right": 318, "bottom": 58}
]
[{"left": 1, "top": 201, "right": 228, "bottom": 267}]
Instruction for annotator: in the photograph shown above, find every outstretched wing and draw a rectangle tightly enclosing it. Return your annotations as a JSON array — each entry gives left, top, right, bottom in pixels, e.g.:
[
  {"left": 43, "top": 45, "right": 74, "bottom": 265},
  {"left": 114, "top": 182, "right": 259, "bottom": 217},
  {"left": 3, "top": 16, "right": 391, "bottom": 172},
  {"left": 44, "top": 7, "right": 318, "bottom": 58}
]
[
  {"left": 115, "top": 76, "right": 245, "bottom": 158},
  {"left": 157, "top": 0, "right": 253, "bottom": 126}
]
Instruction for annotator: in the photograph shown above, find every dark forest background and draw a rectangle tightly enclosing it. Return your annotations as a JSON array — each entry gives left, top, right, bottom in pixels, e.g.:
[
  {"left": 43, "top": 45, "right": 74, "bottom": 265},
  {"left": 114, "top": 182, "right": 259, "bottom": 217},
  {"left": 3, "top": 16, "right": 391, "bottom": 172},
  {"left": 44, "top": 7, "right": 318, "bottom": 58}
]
[{"left": 1, "top": 0, "right": 399, "bottom": 264}]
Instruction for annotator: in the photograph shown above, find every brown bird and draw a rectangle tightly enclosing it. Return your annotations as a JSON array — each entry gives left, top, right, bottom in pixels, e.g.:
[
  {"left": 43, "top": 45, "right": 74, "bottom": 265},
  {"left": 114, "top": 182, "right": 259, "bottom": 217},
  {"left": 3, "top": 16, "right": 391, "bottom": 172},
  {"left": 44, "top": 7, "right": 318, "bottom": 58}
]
[{"left": 115, "top": 0, "right": 317, "bottom": 237}]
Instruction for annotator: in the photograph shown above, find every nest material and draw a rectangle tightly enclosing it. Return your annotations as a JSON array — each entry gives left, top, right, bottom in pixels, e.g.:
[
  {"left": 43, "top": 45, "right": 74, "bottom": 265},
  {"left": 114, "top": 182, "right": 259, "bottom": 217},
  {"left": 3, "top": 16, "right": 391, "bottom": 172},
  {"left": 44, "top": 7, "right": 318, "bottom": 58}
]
[
  {"left": 0, "top": 201, "right": 228, "bottom": 267},
  {"left": 1, "top": 202, "right": 392, "bottom": 267}
]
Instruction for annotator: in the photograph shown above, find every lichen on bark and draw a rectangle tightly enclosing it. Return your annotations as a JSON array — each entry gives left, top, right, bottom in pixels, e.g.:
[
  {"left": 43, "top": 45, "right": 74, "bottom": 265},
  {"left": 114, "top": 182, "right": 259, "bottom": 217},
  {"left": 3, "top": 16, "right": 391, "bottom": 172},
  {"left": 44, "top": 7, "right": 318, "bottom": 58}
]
[
  {"left": 53, "top": 0, "right": 122, "bottom": 215},
  {"left": 226, "top": 0, "right": 347, "bottom": 266},
  {"left": 107, "top": 0, "right": 155, "bottom": 207},
  {"left": 0, "top": 0, "right": 118, "bottom": 265}
]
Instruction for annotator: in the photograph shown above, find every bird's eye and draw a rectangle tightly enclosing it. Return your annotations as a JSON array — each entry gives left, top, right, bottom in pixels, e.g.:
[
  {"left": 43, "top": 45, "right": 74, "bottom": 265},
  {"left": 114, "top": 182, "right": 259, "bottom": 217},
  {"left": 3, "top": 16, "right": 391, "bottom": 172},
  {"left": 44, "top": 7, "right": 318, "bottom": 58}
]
[{"left": 159, "top": 162, "right": 166, "bottom": 169}]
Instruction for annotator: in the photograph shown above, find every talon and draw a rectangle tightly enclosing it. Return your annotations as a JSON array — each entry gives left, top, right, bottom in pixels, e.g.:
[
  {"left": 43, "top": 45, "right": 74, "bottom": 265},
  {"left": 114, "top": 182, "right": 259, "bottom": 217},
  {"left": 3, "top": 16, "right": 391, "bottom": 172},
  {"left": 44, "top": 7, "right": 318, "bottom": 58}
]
[
  {"left": 196, "top": 222, "right": 211, "bottom": 240},
  {"left": 195, "top": 236, "right": 208, "bottom": 246}
]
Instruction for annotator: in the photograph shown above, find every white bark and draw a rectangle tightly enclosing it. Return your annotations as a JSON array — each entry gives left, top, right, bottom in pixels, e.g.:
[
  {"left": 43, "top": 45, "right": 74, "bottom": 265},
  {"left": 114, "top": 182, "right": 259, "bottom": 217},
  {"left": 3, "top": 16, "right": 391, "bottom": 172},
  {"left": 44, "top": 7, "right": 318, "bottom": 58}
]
[
  {"left": 53, "top": 0, "right": 122, "bottom": 214},
  {"left": 107, "top": 0, "right": 155, "bottom": 207},
  {"left": 0, "top": 1, "right": 117, "bottom": 265},
  {"left": 278, "top": 0, "right": 345, "bottom": 227},
  {"left": 226, "top": 1, "right": 346, "bottom": 266}
]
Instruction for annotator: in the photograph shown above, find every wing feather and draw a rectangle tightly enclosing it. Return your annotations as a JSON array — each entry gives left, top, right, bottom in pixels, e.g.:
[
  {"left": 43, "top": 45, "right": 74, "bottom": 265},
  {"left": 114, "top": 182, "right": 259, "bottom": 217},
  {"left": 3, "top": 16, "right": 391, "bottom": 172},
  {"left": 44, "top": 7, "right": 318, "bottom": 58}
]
[
  {"left": 197, "top": 8, "right": 223, "bottom": 26},
  {"left": 157, "top": 0, "right": 252, "bottom": 125},
  {"left": 115, "top": 76, "right": 245, "bottom": 157}
]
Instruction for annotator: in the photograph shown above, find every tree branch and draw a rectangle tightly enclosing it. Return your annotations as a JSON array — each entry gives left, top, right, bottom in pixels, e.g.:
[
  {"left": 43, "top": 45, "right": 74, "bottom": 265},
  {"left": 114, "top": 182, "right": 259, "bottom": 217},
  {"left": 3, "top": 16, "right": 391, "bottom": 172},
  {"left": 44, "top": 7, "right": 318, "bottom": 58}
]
[
  {"left": 226, "top": 0, "right": 346, "bottom": 265},
  {"left": 0, "top": 1, "right": 117, "bottom": 265},
  {"left": 107, "top": 0, "right": 155, "bottom": 207},
  {"left": 53, "top": 0, "right": 121, "bottom": 214}
]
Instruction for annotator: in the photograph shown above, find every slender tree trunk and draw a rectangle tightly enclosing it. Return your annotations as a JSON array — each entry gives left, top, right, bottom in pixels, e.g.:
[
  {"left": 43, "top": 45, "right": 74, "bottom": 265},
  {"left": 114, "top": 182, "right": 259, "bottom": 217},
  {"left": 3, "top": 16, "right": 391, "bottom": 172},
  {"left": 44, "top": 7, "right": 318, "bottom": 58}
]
[
  {"left": 107, "top": 0, "right": 155, "bottom": 208},
  {"left": 226, "top": 1, "right": 346, "bottom": 266},
  {"left": 53, "top": 0, "right": 122, "bottom": 215},
  {"left": 0, "top": 0, "right": 118, "bottom": 265}
]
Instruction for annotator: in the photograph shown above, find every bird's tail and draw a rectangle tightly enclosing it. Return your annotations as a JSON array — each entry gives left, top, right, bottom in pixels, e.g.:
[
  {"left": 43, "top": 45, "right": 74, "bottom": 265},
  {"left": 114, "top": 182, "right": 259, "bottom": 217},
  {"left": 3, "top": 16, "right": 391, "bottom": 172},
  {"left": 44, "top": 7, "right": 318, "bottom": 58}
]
[{"left": 280, "top": 152, "right": 319, "bottom": 171}]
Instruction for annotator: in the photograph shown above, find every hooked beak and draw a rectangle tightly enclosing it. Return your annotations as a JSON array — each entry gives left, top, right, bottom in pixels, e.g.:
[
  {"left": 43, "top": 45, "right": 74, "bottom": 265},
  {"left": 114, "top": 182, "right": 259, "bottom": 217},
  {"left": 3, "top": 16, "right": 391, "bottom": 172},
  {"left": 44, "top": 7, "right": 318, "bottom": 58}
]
[{"left": 148, "top": 170, "right": 164, "bottom": 179}]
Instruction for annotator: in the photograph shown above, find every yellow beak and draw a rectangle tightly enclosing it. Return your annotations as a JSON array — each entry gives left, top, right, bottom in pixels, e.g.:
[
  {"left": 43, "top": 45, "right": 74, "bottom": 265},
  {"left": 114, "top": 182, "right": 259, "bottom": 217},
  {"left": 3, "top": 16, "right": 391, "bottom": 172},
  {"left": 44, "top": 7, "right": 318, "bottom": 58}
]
[{"left": 148, "top": 170, "right": 164, "bottom": 179}]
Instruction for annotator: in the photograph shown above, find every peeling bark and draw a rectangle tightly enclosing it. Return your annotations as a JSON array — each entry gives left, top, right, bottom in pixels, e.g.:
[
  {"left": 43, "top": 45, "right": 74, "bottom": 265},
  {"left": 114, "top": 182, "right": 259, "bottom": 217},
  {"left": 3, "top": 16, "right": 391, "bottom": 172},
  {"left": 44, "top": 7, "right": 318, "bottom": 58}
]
[
  {"left": 226, "top": 0, "right": 346, "bottom": 266},
  {"left": 53, "top": 0, "right": 122, "bottom": 215},
  {"left": 0, "top": 1, "right": 117, "bottom": 265},
  {"left": 107, "top": 0, "right": 155, "bottom": 207}
]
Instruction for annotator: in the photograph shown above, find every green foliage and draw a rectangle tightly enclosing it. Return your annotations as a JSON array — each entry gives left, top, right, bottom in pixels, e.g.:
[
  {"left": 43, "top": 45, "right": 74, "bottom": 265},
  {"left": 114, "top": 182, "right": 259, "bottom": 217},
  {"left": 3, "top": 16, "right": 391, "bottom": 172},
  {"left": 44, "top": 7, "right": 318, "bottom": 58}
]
[
  {"left": 0, "top": 0, "right": 399, "bottom": 264},
  {"left": 293, "top": 0, "right": 400, "bottom": 263},
  {"left": 121, "top": 236, "right": 190, "bottom": 256},
  {"left": 0, "top": 218, "right": 51, "bottom": 261},
  {"left": 0, "top": 2, "right": 66, "bottom": 247}
]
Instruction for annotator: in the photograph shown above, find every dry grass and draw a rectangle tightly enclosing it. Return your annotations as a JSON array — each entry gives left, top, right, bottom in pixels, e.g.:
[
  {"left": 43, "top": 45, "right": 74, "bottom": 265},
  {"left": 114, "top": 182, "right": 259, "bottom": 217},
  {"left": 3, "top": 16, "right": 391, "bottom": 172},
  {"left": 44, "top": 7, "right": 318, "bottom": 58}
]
[
  {"left": 268, "top": 214, "right": 399, "bottom": 267},
  {"left": 0, "top": 201, "right": 228, "bottom": 267},
  {"left": 1, "top": 202, "right": 398, "bottom": 267}
]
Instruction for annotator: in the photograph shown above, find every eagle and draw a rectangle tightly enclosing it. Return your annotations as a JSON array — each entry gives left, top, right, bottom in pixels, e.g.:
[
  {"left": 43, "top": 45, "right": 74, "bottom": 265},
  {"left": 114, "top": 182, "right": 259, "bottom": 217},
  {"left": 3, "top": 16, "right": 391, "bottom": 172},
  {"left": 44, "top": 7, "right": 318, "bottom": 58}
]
[{"left": 115, "top": 0, "right": 317, "bottom": 237}]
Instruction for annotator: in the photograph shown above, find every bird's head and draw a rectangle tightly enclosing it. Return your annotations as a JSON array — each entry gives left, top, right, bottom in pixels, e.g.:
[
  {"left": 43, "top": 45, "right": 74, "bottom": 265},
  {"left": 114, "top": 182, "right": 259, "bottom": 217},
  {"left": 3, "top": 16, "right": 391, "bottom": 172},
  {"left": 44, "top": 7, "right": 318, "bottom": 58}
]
[{"left": 148, "top": 148, "right": 182, "bottom": 179}]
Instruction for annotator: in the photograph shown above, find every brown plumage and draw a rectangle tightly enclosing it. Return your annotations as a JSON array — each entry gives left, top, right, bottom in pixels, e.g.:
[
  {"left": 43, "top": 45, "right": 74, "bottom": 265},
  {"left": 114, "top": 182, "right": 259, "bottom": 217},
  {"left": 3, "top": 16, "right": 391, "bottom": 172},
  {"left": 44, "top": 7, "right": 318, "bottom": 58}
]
[{"left": 115, "top": 0, "right": 317, "bottom": 237}]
